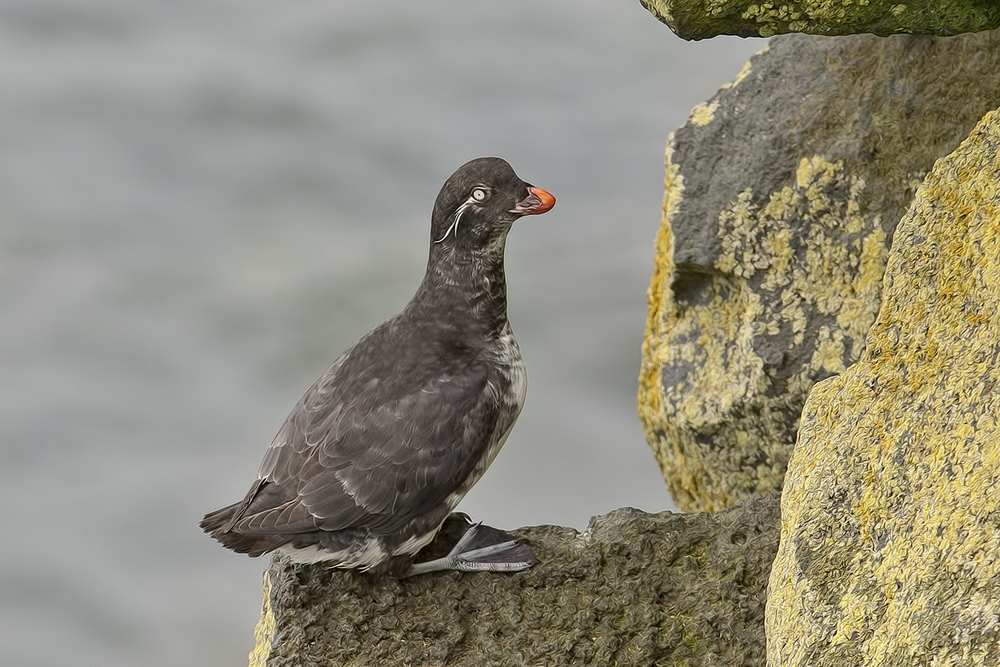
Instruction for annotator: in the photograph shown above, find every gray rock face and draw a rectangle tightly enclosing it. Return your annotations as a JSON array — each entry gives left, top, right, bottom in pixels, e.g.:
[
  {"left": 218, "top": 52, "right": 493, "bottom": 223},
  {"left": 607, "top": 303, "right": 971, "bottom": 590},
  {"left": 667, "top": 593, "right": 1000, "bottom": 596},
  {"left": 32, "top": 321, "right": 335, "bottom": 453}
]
[
  {"left": 639, "top": 30, "right": 1000, "bottom": 512},
  {"left": 251, "top": 496, "right": 780, "bottom": 667}
]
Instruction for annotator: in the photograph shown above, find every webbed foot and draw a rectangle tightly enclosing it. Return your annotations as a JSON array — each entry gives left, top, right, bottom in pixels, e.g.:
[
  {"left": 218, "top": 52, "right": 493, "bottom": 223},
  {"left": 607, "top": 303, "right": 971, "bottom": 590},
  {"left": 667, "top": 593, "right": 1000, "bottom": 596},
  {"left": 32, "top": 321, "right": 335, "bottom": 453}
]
[{"left": 404, "top": 521, "right": 535, "bottom": 577}]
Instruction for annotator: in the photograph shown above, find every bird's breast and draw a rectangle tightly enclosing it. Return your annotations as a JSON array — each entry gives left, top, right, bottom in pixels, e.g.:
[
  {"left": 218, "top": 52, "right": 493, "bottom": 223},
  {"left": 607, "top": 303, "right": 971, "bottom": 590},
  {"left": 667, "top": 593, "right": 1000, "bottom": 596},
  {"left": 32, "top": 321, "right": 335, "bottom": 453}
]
[
  {"left": 496, "top": 327, "right": 527, "bottom": 412},
  {"left": 456, "top": 325, "right": 527, "bottom": 496}
]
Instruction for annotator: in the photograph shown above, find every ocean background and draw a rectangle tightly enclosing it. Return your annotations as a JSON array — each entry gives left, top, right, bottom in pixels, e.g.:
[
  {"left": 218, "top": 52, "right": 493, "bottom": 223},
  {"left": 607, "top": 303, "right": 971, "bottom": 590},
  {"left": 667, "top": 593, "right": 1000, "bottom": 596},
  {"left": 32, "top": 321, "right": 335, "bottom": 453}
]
[{"left": 0, "top": 1, "right": 762, "bottom": 665}]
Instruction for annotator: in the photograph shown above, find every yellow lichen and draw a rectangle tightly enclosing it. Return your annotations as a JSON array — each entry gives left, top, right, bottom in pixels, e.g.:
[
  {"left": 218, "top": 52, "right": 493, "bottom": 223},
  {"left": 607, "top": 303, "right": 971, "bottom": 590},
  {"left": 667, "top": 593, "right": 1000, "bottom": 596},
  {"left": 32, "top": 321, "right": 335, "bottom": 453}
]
[
  {"left": 639, "top": 135, "right": 684, "bottom": 437},
  {"left": 249, "top": 570, "right": 275, "bottom": 667},
  {"left": 810, "top": 326, "right": 847, "bottom": 374},
  {"left": 689, "top": 100, "right": 719, "bottom": 127},
  {"left": 657, "top": 282, "right": 767, "bottom": 429},
  {"left": 768, "top": 109, "right": 1000, "bottom": 666},
  {"left": 709, "top": 155, "right": 883, "bottom": 393},
  {"left": 721, "top": 60, "right": 754, "bottom": 91},
  {"left": 641, "top": 152, "right": 890, "bottom": 511}
]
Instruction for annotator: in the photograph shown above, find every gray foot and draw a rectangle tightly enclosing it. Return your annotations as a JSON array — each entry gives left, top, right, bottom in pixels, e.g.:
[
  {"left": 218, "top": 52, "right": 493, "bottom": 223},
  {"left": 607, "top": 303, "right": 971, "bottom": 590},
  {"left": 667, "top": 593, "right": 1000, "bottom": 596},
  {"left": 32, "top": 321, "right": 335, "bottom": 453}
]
[{"left": 404, "top": 522, "right": 535, "bottom": 577}]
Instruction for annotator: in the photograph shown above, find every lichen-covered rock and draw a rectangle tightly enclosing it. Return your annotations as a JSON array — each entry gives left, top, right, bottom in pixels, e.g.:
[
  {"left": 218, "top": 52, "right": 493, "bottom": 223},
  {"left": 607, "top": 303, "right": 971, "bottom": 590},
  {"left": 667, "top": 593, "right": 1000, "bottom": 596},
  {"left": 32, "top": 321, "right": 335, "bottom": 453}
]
[
  {"left": 766, "top": 107, "right": 1000, "bottom": 666},
  {"left": 250, "top": 496, "right": 780, "bottom": 667},
  {"left": 639, "top": 31, "right": 1000, "bottom": 512},
  {"left": 639, "top": 0, "right": 1000, "bottom": 40}
]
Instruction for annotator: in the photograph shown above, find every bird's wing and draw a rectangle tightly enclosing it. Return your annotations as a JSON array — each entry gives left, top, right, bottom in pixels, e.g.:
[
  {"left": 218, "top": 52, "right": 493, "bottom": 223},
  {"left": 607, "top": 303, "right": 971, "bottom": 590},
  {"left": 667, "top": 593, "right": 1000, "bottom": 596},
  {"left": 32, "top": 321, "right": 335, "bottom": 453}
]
[{"left": 235, "top": 346, "right": 503, "bottom": 537}]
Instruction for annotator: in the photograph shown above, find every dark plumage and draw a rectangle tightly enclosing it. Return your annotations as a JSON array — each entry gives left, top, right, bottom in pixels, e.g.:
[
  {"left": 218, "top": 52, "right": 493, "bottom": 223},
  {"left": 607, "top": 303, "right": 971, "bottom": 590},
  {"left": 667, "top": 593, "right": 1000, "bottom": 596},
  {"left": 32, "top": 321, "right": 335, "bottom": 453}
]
[{"left": 201, "top": 157, "right": 555, "bottom": 576}]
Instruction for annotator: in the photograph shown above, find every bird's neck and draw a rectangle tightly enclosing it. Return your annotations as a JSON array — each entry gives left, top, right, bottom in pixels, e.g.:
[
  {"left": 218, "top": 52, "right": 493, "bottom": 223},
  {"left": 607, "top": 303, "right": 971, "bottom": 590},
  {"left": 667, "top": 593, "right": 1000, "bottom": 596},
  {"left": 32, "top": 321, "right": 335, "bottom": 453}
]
[{"left": 411, "top": 246, "right": 510, "bottom": 339}]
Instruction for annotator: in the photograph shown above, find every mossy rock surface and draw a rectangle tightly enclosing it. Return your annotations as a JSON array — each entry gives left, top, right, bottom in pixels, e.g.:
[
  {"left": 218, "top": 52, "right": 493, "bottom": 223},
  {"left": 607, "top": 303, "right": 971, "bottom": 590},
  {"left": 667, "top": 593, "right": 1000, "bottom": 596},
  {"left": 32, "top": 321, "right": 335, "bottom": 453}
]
[
  {"left": 640, "top": 0, "right": 1000, "bottom": 40},
  {"left": 639, "top": 30, "right": 1000, "bottom": 512},
  {"left": 251, "top": 496, "right": 779, "bottom": 667},
  {"left": 767, "top": 107, "right": 1000, "bottom": 667}
]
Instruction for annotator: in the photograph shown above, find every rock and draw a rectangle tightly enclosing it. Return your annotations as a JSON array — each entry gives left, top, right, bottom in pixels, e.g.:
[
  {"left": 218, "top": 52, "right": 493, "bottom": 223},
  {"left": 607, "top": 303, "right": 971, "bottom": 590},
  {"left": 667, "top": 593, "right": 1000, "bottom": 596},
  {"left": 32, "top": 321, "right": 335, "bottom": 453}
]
[
  {"left": 639, "top": 31, "right": 1000, "bottom": 512},
  {"left": 250, "top": 495, "right": 780, "bottom": 667},
  {"left": 639, "top": 0, "right": 1000, "bottom": 40},
  {"left": 765, "top": 107, "right": 1000, "bottom": 666}
]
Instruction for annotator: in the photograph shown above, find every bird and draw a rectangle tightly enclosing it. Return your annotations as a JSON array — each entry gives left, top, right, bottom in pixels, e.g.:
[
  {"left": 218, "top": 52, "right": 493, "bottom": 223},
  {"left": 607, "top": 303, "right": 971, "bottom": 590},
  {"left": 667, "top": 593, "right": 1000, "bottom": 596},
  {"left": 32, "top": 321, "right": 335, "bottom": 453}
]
[{"left": 201, "top": 157, "right": 555, "bottom": 577}]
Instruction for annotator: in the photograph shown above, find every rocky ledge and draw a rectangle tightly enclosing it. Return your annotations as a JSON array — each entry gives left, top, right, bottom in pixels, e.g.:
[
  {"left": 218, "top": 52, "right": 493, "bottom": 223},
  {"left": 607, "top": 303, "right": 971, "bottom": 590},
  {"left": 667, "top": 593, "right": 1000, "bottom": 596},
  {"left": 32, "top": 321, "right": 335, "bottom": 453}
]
[{"left": 251, "top": 495, "right": 779, "bottom": 667}]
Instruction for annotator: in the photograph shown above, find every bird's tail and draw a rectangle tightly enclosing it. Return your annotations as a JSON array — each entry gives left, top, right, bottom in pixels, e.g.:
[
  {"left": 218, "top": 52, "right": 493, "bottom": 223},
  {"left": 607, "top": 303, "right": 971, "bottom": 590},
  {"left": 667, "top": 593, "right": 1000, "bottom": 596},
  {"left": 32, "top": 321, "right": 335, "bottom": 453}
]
[
  {"left": 200, "top": 503, "right": 283, "bottom": 557},
  {"left": 200, "top": 502, "right": 240, "bottom": 534}
]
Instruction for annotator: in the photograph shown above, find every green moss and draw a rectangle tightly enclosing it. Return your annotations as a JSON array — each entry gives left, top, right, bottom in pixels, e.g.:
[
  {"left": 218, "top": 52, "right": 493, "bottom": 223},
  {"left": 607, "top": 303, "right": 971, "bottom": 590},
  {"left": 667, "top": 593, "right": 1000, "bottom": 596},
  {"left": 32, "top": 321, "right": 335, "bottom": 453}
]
[{"left": 639, "top": 0, "right": 1000, "bottom": 40}]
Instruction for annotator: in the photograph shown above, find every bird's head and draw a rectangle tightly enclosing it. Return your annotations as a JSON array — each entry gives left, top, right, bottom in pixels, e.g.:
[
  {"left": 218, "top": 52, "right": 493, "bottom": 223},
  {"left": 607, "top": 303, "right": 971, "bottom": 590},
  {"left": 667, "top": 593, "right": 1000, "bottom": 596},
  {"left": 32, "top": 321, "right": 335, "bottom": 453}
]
[{"left": 429, "top": 157, "right": 555, "bottom": 253}]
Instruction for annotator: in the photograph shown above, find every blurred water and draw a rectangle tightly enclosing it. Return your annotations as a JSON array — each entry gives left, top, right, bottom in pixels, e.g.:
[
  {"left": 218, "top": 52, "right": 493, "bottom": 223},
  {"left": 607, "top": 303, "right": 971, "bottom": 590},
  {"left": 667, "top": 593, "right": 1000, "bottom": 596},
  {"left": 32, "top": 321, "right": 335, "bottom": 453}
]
[{"left": 0, "top": 1, "right": 762, "bottom": 665}]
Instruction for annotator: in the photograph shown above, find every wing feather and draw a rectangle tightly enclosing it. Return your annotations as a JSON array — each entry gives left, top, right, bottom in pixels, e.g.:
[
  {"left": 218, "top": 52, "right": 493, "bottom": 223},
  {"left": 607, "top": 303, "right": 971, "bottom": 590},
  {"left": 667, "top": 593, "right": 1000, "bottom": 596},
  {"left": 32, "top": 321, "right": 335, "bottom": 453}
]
[{"left": 233, "top": 317, "right": 509, "bottom": 538}]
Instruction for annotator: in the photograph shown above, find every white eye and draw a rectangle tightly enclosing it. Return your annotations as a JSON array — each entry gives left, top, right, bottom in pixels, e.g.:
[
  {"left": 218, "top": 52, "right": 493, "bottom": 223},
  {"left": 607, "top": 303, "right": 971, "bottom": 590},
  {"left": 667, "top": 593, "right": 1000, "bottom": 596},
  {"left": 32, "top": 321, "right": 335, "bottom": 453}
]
[{"left": 471, "top": 187, "right": 488, "bottom": 202}]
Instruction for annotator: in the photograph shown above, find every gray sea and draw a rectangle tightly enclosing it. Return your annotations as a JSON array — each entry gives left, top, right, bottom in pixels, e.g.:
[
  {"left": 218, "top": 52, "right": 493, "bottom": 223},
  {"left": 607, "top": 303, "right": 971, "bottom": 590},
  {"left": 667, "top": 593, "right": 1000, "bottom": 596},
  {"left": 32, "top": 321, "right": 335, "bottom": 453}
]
[{"left": 0, "top": 1, "right": 761, "bottom": 665}]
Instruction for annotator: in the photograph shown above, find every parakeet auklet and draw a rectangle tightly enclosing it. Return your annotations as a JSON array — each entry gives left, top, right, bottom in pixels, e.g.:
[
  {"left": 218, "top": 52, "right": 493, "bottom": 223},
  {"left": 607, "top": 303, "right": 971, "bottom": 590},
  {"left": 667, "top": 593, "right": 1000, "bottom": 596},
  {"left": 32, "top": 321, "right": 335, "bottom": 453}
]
[{"left": 201, "top": 157, "right": 555, "bottom": 577}]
